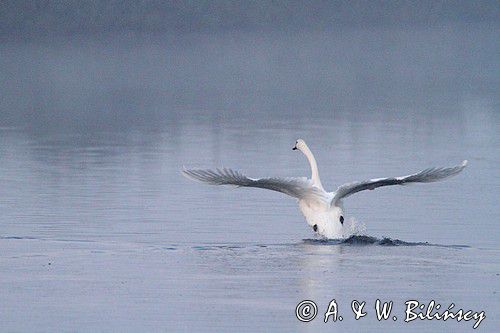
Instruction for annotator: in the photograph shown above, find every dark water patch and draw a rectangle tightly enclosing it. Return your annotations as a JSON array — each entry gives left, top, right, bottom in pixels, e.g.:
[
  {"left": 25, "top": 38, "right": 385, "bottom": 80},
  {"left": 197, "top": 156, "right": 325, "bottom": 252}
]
[
  {"left": 192, "top": 245, "right": 217, "bottom": 251},
  {"left": 303, "top": 235, "right": 470, "bottom": 248},
  {"left": 193, "top": 244, "right": 244, "bottom": 251},
  {"left": 1, "top": 236, "right": 98, "bottom": 244},
  {"left": 53, "top": 238, "right": 96, "bottom": 243},
  {"left": 1, "top": 236, "right": 37, "bottom": 240}
]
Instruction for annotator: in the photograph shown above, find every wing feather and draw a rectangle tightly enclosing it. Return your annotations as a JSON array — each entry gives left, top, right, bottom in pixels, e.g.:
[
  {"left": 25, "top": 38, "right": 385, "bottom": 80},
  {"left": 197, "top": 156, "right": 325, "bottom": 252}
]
[
  {"left": 183, "top": 167, "right": 326, "bottom": 202},
  {"left": 333, "top": 160, "right": 467, "bottom": 203}
]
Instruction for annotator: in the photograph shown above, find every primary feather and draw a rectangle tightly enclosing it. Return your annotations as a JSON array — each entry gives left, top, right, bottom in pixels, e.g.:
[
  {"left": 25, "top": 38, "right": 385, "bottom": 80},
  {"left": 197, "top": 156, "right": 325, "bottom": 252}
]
[{"left": 333, "top": 160, "right": 468, "bottom": 202}]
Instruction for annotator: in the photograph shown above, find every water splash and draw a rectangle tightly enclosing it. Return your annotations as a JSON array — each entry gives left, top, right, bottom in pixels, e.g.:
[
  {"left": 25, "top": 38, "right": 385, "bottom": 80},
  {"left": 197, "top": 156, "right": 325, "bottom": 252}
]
[
  {"left": 341, "top": 235, "right": 428, "bottom": 246},
  {"left": 303, "top": 236, "right": 470, "bottom": 248},
  {"left": 342, "top": 217, "right": 366, "bottom": 238}
]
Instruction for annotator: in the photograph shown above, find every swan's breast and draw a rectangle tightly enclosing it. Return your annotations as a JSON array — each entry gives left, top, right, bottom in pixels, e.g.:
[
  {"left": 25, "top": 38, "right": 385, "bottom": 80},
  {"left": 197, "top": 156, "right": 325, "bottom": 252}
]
[{"left": 298, "top": 200, "right": 345, "bottom": 238}]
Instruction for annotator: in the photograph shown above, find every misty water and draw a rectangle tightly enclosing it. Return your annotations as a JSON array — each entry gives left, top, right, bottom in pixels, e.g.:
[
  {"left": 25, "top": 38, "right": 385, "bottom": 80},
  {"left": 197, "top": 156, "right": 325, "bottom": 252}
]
[{"left": 1, "top": 26, "right": 499, "bottom": 332}]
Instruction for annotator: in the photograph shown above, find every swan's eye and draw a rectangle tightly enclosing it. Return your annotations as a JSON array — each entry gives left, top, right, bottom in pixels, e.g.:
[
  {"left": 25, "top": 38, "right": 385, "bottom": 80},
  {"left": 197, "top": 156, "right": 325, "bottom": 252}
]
[
  {"left": 313, "top": 224, "right": 318, "bottom": 232},
  {"left": 339, "top": 216, "right": 344, "bottom": 224}
]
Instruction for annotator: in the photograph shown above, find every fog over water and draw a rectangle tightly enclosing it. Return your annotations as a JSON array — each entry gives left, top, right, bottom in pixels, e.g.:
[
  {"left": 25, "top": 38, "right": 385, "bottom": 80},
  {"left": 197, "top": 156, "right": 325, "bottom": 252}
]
[
  {"left": 2, "top": 1, "right": 498, "bottom": 35},
  {"left": 1, "top": 2, "right": 499, "bottom": 332}
]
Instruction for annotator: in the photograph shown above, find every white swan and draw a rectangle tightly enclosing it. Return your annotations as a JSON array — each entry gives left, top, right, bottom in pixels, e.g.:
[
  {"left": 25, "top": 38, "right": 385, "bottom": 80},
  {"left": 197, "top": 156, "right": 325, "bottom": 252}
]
[{"left": 183, "top": 139, "right": 467, "bottom": 239}]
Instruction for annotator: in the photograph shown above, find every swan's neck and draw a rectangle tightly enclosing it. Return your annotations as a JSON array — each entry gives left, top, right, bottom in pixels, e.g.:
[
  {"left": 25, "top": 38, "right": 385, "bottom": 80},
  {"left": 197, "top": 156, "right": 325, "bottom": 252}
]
[{"left": 301, "top": 145, "right": 324, "bottom": 190}]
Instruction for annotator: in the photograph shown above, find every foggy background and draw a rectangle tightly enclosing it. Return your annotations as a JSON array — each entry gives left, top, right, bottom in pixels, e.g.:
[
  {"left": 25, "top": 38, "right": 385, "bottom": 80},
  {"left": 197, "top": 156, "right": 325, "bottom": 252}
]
[
  {"left": 1, "top": 1, "right": 499, "bottom": 35},
  {"left": 1, "top": 1, "right": 498, "bottom": 128}
]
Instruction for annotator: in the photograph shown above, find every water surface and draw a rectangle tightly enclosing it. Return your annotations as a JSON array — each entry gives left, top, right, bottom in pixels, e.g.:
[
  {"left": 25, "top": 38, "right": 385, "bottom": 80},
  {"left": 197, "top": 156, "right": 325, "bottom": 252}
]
[{"left": 0, "top": 27, "right": 499, "bottom": 332}]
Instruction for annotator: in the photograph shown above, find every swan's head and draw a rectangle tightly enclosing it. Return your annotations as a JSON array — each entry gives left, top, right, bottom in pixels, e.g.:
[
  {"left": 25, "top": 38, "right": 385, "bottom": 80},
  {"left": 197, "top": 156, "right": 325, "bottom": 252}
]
[{"left": 292, "top": 139, "right": 307, "bottom": 151}]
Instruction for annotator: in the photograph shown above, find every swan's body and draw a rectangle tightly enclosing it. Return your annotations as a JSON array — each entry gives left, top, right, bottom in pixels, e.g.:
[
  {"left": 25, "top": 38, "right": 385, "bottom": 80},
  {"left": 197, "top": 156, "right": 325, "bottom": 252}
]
[{"left": 183, "top": 139, "right": 467, "bottom": 239}]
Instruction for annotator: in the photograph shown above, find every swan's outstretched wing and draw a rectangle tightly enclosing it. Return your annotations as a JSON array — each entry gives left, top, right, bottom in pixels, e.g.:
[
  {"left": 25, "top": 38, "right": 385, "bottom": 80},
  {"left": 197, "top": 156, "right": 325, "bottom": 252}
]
[
  {"left": 183, "top": 168, "right": 326, "bottom": 202},
  {"left": 333, "top": 160, "right": 467, "bottom": 203}
]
